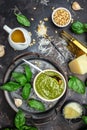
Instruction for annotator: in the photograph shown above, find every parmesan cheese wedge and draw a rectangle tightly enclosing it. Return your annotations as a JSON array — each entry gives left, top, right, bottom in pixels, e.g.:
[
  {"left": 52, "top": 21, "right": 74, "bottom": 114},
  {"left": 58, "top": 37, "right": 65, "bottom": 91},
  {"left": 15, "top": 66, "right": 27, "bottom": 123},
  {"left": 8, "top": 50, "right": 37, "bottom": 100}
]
[{"left": 69, "top": 54, "right": 87, "bottom": 74}]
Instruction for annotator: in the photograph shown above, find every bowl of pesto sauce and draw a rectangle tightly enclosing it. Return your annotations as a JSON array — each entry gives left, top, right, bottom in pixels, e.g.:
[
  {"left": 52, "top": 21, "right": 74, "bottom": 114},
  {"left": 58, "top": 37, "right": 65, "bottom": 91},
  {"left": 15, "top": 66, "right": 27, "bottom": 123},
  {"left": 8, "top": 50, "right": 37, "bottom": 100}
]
[{"left": 33, "top": 69, "right": 66, "bottom": 102}]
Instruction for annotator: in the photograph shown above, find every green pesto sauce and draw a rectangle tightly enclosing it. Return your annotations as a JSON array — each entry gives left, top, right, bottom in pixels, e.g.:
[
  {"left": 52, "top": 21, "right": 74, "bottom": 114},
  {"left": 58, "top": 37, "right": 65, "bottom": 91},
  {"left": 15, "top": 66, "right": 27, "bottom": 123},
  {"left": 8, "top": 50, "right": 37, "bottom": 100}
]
[{"left": 35, "top": 71, "right": 65, "bottom": 100}]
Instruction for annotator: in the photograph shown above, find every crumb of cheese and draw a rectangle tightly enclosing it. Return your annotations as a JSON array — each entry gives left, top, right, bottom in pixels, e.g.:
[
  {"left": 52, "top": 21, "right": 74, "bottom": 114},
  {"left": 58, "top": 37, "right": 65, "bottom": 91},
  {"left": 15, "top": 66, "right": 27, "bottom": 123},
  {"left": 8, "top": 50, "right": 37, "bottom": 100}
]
[{"left": 37, "top": 22, "right": 47, "bottom": 37}]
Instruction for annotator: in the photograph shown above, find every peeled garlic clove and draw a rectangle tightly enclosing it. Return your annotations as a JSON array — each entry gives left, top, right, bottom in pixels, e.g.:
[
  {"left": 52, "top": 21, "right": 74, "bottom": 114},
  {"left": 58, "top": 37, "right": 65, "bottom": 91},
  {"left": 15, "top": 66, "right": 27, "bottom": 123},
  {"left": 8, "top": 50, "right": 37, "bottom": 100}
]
[
  {"left": 72, "top": 2, "right": 83, "bottom": 11},
  {"left": 14, "top": 98, "right": 22, "bottom": 107},
  {"left": 0, "top": 45, "right": 5, "bottom": 57}
]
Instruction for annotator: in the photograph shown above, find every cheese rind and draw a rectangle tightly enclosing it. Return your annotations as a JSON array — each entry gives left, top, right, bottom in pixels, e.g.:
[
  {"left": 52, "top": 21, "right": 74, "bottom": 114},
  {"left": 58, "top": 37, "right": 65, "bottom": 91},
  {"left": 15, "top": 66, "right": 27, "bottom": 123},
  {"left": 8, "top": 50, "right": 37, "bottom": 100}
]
[{"left": 69, "top": 54, "right": 87, "bottom": 74}]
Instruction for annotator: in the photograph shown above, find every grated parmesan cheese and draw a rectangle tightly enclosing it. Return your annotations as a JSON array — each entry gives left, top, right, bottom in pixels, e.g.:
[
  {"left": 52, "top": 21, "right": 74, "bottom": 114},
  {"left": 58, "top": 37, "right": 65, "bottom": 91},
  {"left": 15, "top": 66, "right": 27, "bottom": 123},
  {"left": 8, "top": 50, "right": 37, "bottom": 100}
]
[
  {"left": 38, "top": 38, "right": 51, "bottom": 53},
  {"left": 37, "top": 22, "right": 47, "bottom": 37},
  {"left": 40, "top": 0, "right": 49, "bottom": 6},
  {"left": 63, "top": 102, "right": 83, "bottom": 119}
]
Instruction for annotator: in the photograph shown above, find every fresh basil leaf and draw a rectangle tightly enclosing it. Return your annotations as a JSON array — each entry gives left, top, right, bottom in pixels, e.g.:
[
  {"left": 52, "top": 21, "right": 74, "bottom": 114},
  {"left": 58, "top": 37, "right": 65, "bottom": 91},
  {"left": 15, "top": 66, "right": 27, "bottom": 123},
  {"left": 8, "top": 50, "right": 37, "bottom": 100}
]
[
  {"left": 28, "top": 99, "right": 45, "bottom": 112},
  {"left": 82, "top": 116, "right": 87, "bottom": 124},
  {"left": 21, "top": 125, "right": 38, "bottom": 130},
  {"left": 12, "top": 72, "right": 27, "bottom": 86},
  {"left": 68, "top": 76, "right": 85, "bottom": 94},
  {"left": 23, "top": 64, "right": 32, "bottom": 82},
  {"left": 22, "top": 83, "right": 31, "bottom": 100},
  {"left": 14, "top": 110, "right": 25, "bottom": 129},
  {"left": 0, "top": 81, "right": 21, "bottom": 92},
  {"left": 15, "top": 13, "right": 30, "bottom": 27}
]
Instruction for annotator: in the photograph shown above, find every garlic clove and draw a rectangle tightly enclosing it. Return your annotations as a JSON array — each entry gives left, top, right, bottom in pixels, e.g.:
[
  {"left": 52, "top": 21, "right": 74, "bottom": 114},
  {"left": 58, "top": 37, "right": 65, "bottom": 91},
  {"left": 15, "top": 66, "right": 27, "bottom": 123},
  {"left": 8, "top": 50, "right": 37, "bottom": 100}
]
[
  {"left": 0, "top": 45, "right": 5, "bottom": 57},
  {"left": 72, "top": 1, "right": 83, "bottom": 11},
  {"left": 14, "top": 98, "right": 22, "bottom": 107}
]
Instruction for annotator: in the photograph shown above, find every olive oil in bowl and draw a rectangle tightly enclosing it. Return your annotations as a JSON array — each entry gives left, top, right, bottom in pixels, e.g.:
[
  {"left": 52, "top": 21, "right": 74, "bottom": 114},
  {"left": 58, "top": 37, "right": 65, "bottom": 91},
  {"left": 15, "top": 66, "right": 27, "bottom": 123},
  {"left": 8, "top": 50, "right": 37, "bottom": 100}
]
[{"left": 11, "top": 30, "right": 25, "bottom": 43}]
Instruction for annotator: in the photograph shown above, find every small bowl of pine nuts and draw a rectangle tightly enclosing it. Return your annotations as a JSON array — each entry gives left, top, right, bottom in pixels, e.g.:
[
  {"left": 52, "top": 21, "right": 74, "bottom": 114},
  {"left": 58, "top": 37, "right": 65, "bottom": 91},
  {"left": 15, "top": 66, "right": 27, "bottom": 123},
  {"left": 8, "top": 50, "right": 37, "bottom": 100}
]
[{"left": 52, "top": 7, "right": 71, "bottom": 27}]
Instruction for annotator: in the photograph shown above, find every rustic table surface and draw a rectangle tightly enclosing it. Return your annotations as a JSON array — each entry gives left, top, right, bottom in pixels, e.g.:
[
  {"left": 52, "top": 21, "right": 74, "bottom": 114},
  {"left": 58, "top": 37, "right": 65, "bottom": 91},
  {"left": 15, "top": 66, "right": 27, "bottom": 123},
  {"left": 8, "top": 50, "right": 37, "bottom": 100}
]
[{"left": 0, "top": 0, "right": 87, "bottom": 130}]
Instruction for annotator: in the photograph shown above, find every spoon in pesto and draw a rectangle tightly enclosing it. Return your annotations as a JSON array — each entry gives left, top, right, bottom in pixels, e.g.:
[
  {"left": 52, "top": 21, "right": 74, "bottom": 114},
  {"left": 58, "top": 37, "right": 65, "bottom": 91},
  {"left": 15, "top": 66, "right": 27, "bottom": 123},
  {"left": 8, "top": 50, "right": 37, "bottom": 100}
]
[
  {"left": 22, "top": 59, "right": 42, "bottom": 72},
  {"left": 22, "top": 59, "right": 61, "bottom": 82}
]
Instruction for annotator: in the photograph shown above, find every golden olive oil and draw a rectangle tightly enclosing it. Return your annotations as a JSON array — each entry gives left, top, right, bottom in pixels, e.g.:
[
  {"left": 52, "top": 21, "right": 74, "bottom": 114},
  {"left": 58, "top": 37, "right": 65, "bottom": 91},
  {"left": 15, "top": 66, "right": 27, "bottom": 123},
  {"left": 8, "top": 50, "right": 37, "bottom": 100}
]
[{"left": 11, "top": 30, "right": 25, "bottom": 43}]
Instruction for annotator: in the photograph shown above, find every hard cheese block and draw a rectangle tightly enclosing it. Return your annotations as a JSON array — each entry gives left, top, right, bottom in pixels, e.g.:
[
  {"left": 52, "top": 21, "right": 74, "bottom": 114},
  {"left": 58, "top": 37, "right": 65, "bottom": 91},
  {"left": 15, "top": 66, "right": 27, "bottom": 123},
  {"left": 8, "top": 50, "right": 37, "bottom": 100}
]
[{"left": 69, "top": 54, "right": 87, "bottom": 74}]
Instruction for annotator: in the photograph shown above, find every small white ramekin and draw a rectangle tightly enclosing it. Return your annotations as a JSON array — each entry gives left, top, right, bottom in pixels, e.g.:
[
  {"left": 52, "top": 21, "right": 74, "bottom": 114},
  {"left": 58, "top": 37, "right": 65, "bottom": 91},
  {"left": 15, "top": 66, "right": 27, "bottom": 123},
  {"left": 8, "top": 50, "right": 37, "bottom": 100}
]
[{"left": 52, "top": 7, "right": 71, "bottom": 27}]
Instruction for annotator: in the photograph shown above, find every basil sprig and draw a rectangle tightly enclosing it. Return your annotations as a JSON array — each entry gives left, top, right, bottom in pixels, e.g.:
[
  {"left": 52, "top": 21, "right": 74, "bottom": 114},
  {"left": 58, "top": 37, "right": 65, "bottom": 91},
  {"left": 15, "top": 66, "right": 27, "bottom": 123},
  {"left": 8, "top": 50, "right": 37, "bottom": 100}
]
[
  {"left": 14, "top": 110, "right": 38, "bottom": 130},
  {"left": 68, "top": 76, "right": 85, "bottom": 94},
  {"left": 1, "top": 110, "right": 38, "bottom": 130},
  {"left": 15, "top": 13, "right": 30, "bottom": 27},
  {"left": 12, "top": 72, "right": 27, "bottom": 86},
  {"left": 15, "top": 110, "right": 25, "bottom": 129},
  {"left": 0, "top": 64, "right": 32, "bottom": 98}
]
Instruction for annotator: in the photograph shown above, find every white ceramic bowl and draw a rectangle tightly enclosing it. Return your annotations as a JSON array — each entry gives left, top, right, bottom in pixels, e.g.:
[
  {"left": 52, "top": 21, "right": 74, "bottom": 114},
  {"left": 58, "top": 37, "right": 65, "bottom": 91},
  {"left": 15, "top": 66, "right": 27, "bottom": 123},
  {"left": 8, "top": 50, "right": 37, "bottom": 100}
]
[
  {"left": 33, "top": 69, "right": 66, "bottom": 102},
  {"left": 52, "top": 7, "right": 71, "bottom": 27}
]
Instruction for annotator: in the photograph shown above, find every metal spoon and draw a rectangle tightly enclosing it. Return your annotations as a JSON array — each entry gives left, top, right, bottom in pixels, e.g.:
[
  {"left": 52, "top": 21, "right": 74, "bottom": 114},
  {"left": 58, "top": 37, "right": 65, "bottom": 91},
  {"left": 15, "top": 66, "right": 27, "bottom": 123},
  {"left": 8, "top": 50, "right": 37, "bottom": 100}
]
[
  {"left": 22, "top": 59, "right": 42, "bottom": 72},
  {"left": 22, "top": 59, "right": 61, "bottom": 82}
]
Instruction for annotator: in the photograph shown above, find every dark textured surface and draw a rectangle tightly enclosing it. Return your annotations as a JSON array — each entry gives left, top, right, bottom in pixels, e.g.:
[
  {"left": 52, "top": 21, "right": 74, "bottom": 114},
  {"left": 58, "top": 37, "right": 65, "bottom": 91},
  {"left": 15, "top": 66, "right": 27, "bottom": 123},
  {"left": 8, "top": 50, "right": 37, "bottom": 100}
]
[{"left": 0, "top": 0, "right": 87, "bottom": 129}]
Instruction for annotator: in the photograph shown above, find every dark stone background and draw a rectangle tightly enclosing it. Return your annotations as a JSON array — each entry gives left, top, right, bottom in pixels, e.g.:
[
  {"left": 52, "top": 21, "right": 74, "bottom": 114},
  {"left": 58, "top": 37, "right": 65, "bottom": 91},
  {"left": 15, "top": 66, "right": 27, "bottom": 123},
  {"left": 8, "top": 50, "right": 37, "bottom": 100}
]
[{"left": 0, "top": 0, "right": 87, "bottom": 129}]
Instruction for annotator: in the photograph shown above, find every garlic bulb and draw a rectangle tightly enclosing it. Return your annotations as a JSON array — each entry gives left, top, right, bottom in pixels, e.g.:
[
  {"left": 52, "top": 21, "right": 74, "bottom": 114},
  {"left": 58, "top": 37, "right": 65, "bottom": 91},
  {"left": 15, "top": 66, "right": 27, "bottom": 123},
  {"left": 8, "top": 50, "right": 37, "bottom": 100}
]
[
  {"left": 0, "top": 45, "right": 5, "bottom": 57},
  {"left": 72, "top": 2, "right": 83, "bottom": 11}
]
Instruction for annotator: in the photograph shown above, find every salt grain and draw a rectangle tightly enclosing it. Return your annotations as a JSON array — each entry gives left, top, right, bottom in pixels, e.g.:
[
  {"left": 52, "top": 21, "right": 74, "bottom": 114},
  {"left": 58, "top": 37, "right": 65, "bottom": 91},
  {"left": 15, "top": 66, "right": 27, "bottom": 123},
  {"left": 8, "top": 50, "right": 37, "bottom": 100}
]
[
  {"left": 31, "top": 18, "right": 34, "bottom": 21},
  {"left": 55, "top": 30, "right": 58, "bottom": 33},
  {"left": 33, "top": 7, "right": 36, "bottom": 10}
]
